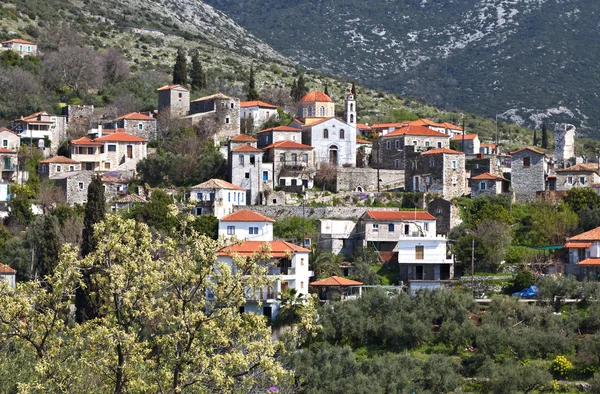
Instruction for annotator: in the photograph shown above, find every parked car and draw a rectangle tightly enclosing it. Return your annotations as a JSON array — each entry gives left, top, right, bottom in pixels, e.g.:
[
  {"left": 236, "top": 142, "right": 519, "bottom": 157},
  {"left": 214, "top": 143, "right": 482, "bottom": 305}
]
[{"left": 512, "top": 285, "right": 538, "bottom": 299}]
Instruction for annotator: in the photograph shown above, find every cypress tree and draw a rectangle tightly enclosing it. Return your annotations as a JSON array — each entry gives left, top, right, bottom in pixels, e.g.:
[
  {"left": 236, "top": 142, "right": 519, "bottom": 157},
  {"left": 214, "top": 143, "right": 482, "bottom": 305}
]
[
  {"left": 38, "top": 215, "right": 60, "bottom": 282},
  {"left": 324, "top": 83, "right": 329, "bottom": 96},
  {"left": 293, "top": 72, "right": 308, "bottom": 102},
  {"left": 541, "top": 123, "right": 548, "bottom": 149},
  {"left": 172, "top": 47, "right": 188, "bottom": 85},
  {"left": 533, "top": 129, "right": 538, "bottom": 146},
  {"left": 290, "top": 79, "right": 297, "bottom": 101},
  {"left": 76, "top": 175, "right": 106, "bottom": 322},
  {"left": 246, "top": 65, "right": 259, "bottom": 101},
  {"left": 190, "top": 51, "right": 206, "bottom": 91},
  {"left": 351, "top": 80, "right": 357, "bottom": 98}
]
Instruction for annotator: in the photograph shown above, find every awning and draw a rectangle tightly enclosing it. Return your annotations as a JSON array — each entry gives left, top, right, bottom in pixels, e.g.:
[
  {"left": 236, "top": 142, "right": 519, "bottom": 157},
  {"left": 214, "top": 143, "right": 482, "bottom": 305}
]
[
  {"left": 577, "top": 258, "right": 600, "bottom": 266},
  {"left": 564, "top": 242, "right": 593, "bottom": 248},
  {"left": 537, "top": 245, "right": 564, "bottom": 251},
  {"left": 310, "top": 276, "right": 363, "bottom": 286}
]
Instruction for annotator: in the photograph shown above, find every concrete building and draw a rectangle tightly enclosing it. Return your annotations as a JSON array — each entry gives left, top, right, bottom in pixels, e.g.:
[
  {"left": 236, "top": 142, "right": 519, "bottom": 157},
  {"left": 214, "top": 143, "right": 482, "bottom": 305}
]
[
  {"left": 405, "top": 147, "right": 467, "bottom": 199},
  {"left": 240, "top": 100, "right": 278, "bottom": 129},
  {"left": 318, "top": 219, "right": 358, "bottom": 258},
  {"left": 452, "top": 134, "right": 480, "bottom": 155},
  {"left": 301, "top": 117, "right": 356, "bottom": 167},
  {"left": 563, "top": 226, "right": 600, "bottom": 280},
  {"left": 256, "top": 126, "right": 302, "bottom": 149},
  {"left": 556, "top": 163, "right": 600, "bottom": 191},
  {"left": 510, "top": 147, "right": 552, "bottom": 202},
  {"left": 1, "top": 38, "right": 37, "bottom": 57},
  {"left": 0, "top": 128, "right": 21, "bottom": 150},
  {"left": 38, "top": 156, "right": 82, "bottom": 178},
  {"left": 189, "top": 179, "right": 246, "bottom": 218},
  {"left": 218, "top": 210, "right": 274, "bottom": 241},
  {"left": 12, "top": 111, "right": 67, "bottom": 156},
  {"left": 471, "top": 172, "right": 508, "bottom": 198},
  {"left": 0, "top": 263, "right": 16, "bottom": 289}
]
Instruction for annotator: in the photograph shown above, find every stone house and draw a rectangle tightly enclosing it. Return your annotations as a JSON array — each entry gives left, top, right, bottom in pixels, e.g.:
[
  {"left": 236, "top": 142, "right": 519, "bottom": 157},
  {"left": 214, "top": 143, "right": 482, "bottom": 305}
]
[
  {"left": 256, "top": 126, "right": 302, "bottom": 149},
  {"left": 12, "top": 111, "right": 67, "bottom": 156},
  {"left": 1, "top": 39, "right": 37, "bottom": 57},
  {"left": 406, "top": 118, "right": 447, "bottom": 134},
  {"left": 510, "top": 147, "right": 551, "bottom": 202},
  {"left": 427, "top": 198, "right": 462, "bottom": 236},
  {"left": 38, "top": 156, "right": 82, "bottom": 178},
  {"left": 240, "top": 100, "right": 278, "bottom": 130},
  {"left": 263, "top": 140, "right": 315, "bottom": 190},
  {"left": 452, "top": 134, "right": 480, "bottom": 155},
  {"left": 112, "top": 194, "right": 146, "bottom": 211},
  {"left": 0, "top": 263, "right": 16, "bottom": 289},
  {"left": 555, "top": 163, "right": 600, "bottom": 191},
  {"left": 301, "top": 117, "right": 356, "bottom": 167},
  {"left": 356, "top": 137, "right": 372, "bottom": 168},
  {"left": 70, "top": 132, "right": 148, "bottom": 175},
  {"left": 0, "top": 128, "right": 21, "bottom": 150},
  {"left": 103, "top": 112, "right": 157, "bottom": 140},
  {"left": 218, "top": 210, "right": 275, "bottom": 241},
  {"left": 189, "top": 178, "right": 247, "bottom": 218},
  {"left": 466, "top": 156, "right": 505, "bottom": 179},
  {"left": 439, "top": 122, "right": 463, "bottom": 138},
  {"left": 405, "top": 147, "right": 467, "bottom": 199},
  {"left": 480, "top": 143, "right": 498, "bottom": 155},
  {"left": 157, "top": 84, "right": 190, "bottom": 121},
  {"left": 50, "top": 171, "right": 94, "bottom": 206},
  {"left": 229, "top": 142, "right": 265, "bottom": 206},
  {"left": 374, "top": 125, "right": 451, "bottom": 170},
  {"left": 185, "top": 93, "right": 240, "bottom": 142},
  {"left": 471, "top": 172, "right": 508, "bottom": 198}
]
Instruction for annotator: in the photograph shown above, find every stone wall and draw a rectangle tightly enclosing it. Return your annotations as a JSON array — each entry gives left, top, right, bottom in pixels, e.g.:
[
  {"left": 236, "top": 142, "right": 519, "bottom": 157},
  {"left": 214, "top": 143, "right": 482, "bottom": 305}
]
[
  {"left": 335, "top": 167, "right": 404, "bottom": 192},
  {"left": 233, "top": 205, "right": 397, "bottom": 220},
  {"left": 512, "top": 150, "right": 546, "bottom": 202}
]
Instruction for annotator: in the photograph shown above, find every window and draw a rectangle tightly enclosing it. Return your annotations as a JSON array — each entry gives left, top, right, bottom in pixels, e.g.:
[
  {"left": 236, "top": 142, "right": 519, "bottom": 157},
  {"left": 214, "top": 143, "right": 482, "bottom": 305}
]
[
  {"left": 323, "top": 129, "right": 329, "bottom": 139},
  {"left": 233, "top": 193, "right": 237, "bottom": 202},
  {"left": 350, "top": 103, "right": 354, "bottom": 111},
  {"left": 27, "top": 46, "right": 31, "bottom": 52},
  {"left": 238, "top": 155, "right": 244, "bottom": 165},
  {"left": 127, "top": 145, "right": 133, "bottom": 159},
  {"left": 480, "top": 181, "right": 486, "bottom": 191},
  {"left": 108, "top": 145, "right": 117, "bottom": 152},
  {"left": 231, "top": 102, "right": 234, "bottom": 109},
  {"left": 292, "top": 135, "right": 297, "bottom": 141},
  {"left": 404, "top": 225, "right": 410, "bottom": 235},
  {"left": 241, "top": 193, "right": 244, "bottom": 203},
  {"left": 104, "top": 163, "right": 111, "bottom": 169},
  {"left": 291, "top": 179, "right": 297, "bottom": 186},
  {"left": 87, "top": 147, "right": 94, "bottom": 154},
  {"left": 301, "top": 281, "right": 304, "bottom": 289},
  {"left": 280, "top": 179, "right": 286, "bottom": 186},
  {"left": 428, "top": 176, "right": 433, "bottom": 185},
  {"left": 245, "top": 172, "right": 250, "bottom": 179},
  {"left": 394, "top": 159, "right": 400, "bottom": 169},
  {"left": 567, "top": 176, "right": 573, "bottom": 184},
  {"left": 395, "top": 140, "right": 400, "bottom": 149},
  {"left": 56, "top": 165, "right": 62, "bottom": 172},
  {"left": 301, "top": 258, "right": 305, "bottom": 266},
  {"left": 429, "top": 158, "right": 435, "bottom": 168},
  {"left": 451, "top": 160, "right": 457, "bottom": 169},
  {"left": 412, "top": 140, "right": 418, "bottom": 146},
  {"left": 319, "top": 106, "right": 325, "bottom": 116},
  {"left": 291, "top": 153, "right": 297, "bottom": 165},
  {"left": 100, "top": 146, "right": 104, "bottom": 154},
  {"left": 197, "top": 192, "right": 203, "bottom": 200},
  {"left": 178, "top": 93, "right": 182, "bottom": 99},
  {"left": 138, "top": 123, "right": 143, "bottom": 130},
  {"left": 425, "top": 141, "right": 430, "bottom": 147},
  {"left": 340, "top": 129, "right": 345, "bottom": 139},
  {"left": 523, "top": 157, "right": 531, "bottom": 168},
  {"left": 424, "top": 223, "right": 429, "bottom": 231},
  {"left": 437, "top": 141, "right": 443, "bottom": 148},
  {"left": 280, "top": 153, "right": 286, "bottom": 162},
  {"left": 262, "top": 171, "right": 268, "bottom": 181},
  {"left": 415, "top": 245, "right": 424, "bottom": 260},
  {"left": 388, "top": 223, "right": 394, "bottom": 232},
  {"left": 373, "top": 223, "right": 379, "bottom": 232},
  {"left": 302, "top": 153, "right": 308, "bottom": 163},
  {"left": 227, "top": 226, "right": 235, "bottom": 235},
  {"left": 225, "top": 117, "right": 230, "bottom": 124},
  {"left": 249, "top": 227, "right": 259, "bottom": 235},
  {"left": 78, "top": 182, "right": 84, "bottom": 190},
  {"left": 228, "top": 192, "right": 231, "bottom": 202},
  {"left": 386, "top": 140, "right": 391, "bottom": 150},
  {"left": 580, "top": 176, "right": 586, "bottom": 185},
  {"left": 69, "top": 166, "right": 74, "bottom": 171},
  {"left": 451, "top": 175, "right": 457, "bottom": 185},
  {"left": 250, "top": 155, "right": 255, "bottom": 165},
  {"left": 1, "top": 140, "right": 7, "bottom": 148},
  {"left": 19, "top": 45, "right": 22, "bottom": 51}
]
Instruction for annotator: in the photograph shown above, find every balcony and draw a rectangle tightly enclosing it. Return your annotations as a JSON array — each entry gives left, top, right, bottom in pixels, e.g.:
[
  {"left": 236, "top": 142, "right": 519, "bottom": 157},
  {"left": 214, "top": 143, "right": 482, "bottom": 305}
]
[
  {"left": 268, "top": 266, "right": 296, "bottom": 276},
  {"left": 2, "top": 164, "right": 16, "bottom": 172}
]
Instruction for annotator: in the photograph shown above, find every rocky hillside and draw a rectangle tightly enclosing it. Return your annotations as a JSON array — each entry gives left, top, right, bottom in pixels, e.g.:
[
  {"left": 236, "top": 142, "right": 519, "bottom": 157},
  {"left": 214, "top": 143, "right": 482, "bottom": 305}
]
[{"left": 205, "top": 0, "right": 600, "bottom": 134}]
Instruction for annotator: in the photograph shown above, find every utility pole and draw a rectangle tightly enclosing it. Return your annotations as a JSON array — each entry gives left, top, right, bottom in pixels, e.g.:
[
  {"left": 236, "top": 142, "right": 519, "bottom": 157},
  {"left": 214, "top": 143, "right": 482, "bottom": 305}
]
[{"left": 471, "top": 238, "right": 475, "bottom": 298}]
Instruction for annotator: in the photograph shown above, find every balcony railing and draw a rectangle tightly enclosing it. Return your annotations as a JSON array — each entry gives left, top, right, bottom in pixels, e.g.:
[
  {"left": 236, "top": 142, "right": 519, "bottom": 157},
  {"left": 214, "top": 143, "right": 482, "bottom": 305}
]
[{"left": 268, "top": 267, "right": 295, "bottom": 276}]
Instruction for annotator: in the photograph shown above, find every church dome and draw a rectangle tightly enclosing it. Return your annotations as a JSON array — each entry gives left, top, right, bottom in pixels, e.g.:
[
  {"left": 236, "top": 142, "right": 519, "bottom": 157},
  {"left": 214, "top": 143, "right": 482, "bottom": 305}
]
[{"left": 300, "top": 91, "right": 332, "bottom": 103}]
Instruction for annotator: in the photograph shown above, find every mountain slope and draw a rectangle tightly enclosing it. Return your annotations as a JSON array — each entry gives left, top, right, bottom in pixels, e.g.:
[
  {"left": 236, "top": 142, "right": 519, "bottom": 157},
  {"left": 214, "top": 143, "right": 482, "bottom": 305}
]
[{"left": 205, "top": 0, "right": 600, "bottom": 133}]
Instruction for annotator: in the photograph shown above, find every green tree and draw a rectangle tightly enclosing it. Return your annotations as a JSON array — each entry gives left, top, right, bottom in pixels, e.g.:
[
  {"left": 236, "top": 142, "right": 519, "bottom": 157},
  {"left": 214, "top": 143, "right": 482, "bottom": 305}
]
[
  {"left": 187, "top": 214, "right": 218, "bottom": 239},
  {"left": 190, "top": 50, "right": 206, "bottom": 91},
  {"left": 309, "top": 248, "right": 340, "bottom": 278},
  {"left": 541, "top": 123, "right": 548, "bottom": 149},
  {"left": 172, "top": 47, "right": 187, "bottom": 85},
  {"left": 38, "top": 215, "right": 60, "bottom": 282},
  {"left": 324, "top": 83, "right": 329, "bottom": 96},
  {"left": 563, "top": 187, "right": 600, "bottom": 214},
  {"left": 126, "top": 190, "right": 178, "bottom": 234},
  {"left": 273, "top": 216, "right": 316, "bottom": 244},
  {"left": 533, "top": 129, "right": 538, "bottom": 146},
  {"left": 351, "top": 80, "right": 357, "bottom": 98},
  {"left": 246, "top": 65, "right": 259, "bottom": 101},
  {"left": 351, "top": 247, "right": 380, "bottom": 285},
  {"left": 291, "top": 72, "right": 308, "bottom": 102}
]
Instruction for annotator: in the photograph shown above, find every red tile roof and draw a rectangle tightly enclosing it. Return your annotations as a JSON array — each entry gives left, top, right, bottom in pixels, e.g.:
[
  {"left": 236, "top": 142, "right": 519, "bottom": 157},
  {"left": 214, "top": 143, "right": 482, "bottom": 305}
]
[
  {"left": 451, "top": 134, "right": 479, "bottom": 141},
  {"left": 263, "top": 141, "right": 313, "bottom": 150},
  {"left": 511, "top": 147, "right": 545, "bottom": 156},
  {"left": 221, "top": 210, "right": 275, "bottom": 222},
  {"left": 440, "top": 122, "right": 462, "bottom": 130},
  {"left": 564, "top": 242, "right": 593, "bottom": 248},
  {"left": 480, "top": 143, "right": 497, "bottom": 148},
  {"left": 115, "top": 112, "right": 156, "bottom": 121},
  {"left": 191, "top": 179, "right": 245, "bottom": 191},
  {"left": 364, "top": 210, "right": 436, "bottom": 221},
  {"left": 0, "top": 148, "right": 15, "bottom": 154},
  {"left": 231, "top": 134, "right": 257, "bottom": 142},
  {"left": 256, "top": 125, "right": 300, "bottom": 134},
  {"left": 301, "top": 117, "right": 336, "bottom": 127},
  {"left": 71, "top": 136, "right": 103, "bottom": 146},
  {"left": 157, "top": 84, "right": 188, "bottom": 91},
  {"left": 218, "top": 240, "right": 310, "bottom": 258},
  {"left": 95, "top": 133, "right": 148, "bottom": 143},
  {"left": 39, "top": 156, "right": 80, "bottom": 164},
  {"left": 407, "top": 118, "right": 446, "bottom": 128},
  {"left": 356, "top": 137, "right": 372, "bottom": 144},
  {"left": 2, "top": 39, "right": 35, "bottom": 45},
  {"left": 0, "top": 263, "right": 15, "bottom": 274},
  {"left": 371, "top": 122, "right": 406, "bottom": 129},
  {"left": 556, "top": 163, "right": 599, "bottom": 173},
  {"left": 232, "top": 145, "right": 262, "bottom": 153},
  {"left": 383, "top": 125, "right": 450, "bottom": 138},
  {"left": 0, "top": 127, "right": 17, "bottom": 136},
  {"left": 568, "top": 227, "right": 600, "bottom": 242},
  {"left": 240, "top": 100, "right": 277, "bottom": 109},
  {"left": 310, "top": 276, "right": 363, "bottom": 286},
  {"left": 421, "top": 148, "right": 463, "bottom": 155},
  {"left": 472, "top": 172, "right": 504, "bottom": 181},
  {"left": 300, "top": 91, "right": 332, "bottom": 103},
  {"left": 356, "top": 124, "right": 372, "bottom": 130},
  {"left": 577, "top": 258, "right": 600, "bottom": 266}
]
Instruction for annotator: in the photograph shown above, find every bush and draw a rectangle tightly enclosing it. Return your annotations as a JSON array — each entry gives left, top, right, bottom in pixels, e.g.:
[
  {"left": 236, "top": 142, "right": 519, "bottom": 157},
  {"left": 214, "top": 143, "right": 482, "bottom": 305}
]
[{"left": 551, "top": 355, "right": 573, "bottom": 378}]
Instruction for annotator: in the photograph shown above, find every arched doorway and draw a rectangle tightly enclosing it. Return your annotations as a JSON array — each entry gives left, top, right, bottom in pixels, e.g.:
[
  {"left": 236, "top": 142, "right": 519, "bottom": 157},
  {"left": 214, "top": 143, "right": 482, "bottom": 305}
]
[{"left": 329, "top": 146, "right": 338, "bottom": 165}]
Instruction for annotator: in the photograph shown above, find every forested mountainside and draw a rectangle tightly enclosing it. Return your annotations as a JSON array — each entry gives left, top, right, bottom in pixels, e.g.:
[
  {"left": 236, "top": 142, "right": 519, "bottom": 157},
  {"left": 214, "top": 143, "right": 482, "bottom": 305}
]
[{"left": 205, "top": 0, "right": 600, "bottom": 134}]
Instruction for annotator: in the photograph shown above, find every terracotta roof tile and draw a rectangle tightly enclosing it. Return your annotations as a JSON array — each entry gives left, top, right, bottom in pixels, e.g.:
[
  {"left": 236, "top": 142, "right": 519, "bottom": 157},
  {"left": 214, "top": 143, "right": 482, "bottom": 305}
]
[
  {"left": 300, "top": 91, "right": 332, "bottom": 103},
  {"left": 2, "top": 39, "right": 35, "bottom": 45},
  {"left": 302, "top": 117, "right": 335, "bottom": 127},
  {"left": 440, "top": 122, "right": 462, "bottom": 130},
  {"left": 0, "top": 263, "right": 16, "bottom": 274},
  {"left": 115, "top": 194, "right": 147, "bottom": 204},
  {"left": 95, "top": 133, "right": 148, "bottom": 143},
  {"left": 383, "top": 125, "right": 450, "bottom": 138},
  {"left": 356, "top": 137, "right": 372, "bottom": 144},
  {"left": 0, "top": 148, "right": 15, "bottom": 154},
  {"left": 192, "top": 93, "right": 231, "bottom": 101},
  {"left": 510, "top": 147, "right": 545, "bottom": 156},
  {"left": 356, "top": 124, "right": 372, "bottom": 130},
  {"left": 364, "top": 210, "right": 436, "bottom": 221},
  {"left": 421, "top": 147, "right": 463, "bottom": 155},
  {"left": 230, "top": 134, "right": 257, "bottom": 142},
  {"left": 564, "top": 242, "right": 592, "bottom": 248},
  {"left": 472, "top": 172, "right": 504, "bottom": 181},
  {"left": 256, "top": 125, "right": 300, "bottom": 134},
  {"left": 556, "top": 163, "right": 599, "bottom": 173},
  {"left": 39, "top": 156, "right": 80, "bottom": 164},
  {"left": 568, "top": 227, "right": 600, "bottom": 242},
  {"left": 407, "top": 118, "right": 446, "bottom": 128},
  {"left": 577, "top": 258, "right": 600, "bottom": 266},
  {"left": 310, "top": 276, "right": 363, "bottom": 286},
  {"left": 240, "top": 100, "right": 277, "bottom": 109},
  {"left": 71, "top": 136, "right": 103, "bottom": 146},
  {"left": 371, "top": 122, "right": 406, "bottom": 129},
  {"left": 451, "top": 134, "right": 479, "bottom": 141},
  {"left": 263, "top": 140, "right": 313, "bottom": 150},
  {"left": 157, "top": 84, "right": 187, "bottom": 91},
  {"left": 221, "top": 210, "right": 275, "bottom": 222},
  {"left": 232, "top": 145, "right": 262, "bottom": 153},
  {"left": 115, "top": 112, "right": 156, "bottom": 121},
  {"left": 190, "top": 178, "right": 245, "bottom": 191},
  {"left": 218, "top": 240, "right": 310, "bottom": 258}
]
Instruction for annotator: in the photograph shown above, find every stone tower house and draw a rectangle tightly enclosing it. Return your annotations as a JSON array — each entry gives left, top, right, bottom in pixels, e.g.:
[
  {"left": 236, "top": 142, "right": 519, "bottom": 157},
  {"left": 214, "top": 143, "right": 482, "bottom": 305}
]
[
  {"left": 157, "top": 85, "right": 190, "bottom": 120},
  {"left": 344, "top": 92, "right": 356, "bottom": 127},
  {"left": 228, "top": 138, "right": 264, "bottom": 205},
  {"left": 554, "top": 124, "right": 575, "bottom": 163}
]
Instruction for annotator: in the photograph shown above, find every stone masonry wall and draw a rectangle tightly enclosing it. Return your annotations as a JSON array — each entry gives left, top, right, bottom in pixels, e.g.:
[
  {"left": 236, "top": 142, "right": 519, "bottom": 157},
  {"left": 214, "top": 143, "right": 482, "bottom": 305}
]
[
  {"left": 233, "top": 205, "right": 397, "bottom": 220},
  {"left": 336, "top": 167, "right": 404, "bottom": 192},
  {"left": 512, "top": 151, "right": 546, "bottom": 202}
]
